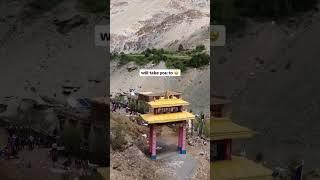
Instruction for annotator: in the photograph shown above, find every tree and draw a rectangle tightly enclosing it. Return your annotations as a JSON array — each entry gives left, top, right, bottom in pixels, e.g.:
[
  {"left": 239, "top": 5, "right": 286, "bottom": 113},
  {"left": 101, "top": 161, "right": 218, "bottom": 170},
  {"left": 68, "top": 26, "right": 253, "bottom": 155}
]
[
  {"left": 144, "top": 48, "right": 152, "bottom": 56},
  {"left": 151, "top": 48, "right": 157, "bottom": 54},
  {"left": 189, "top": 53, "right": 210, "bottom": 68},
  {"left": 144, "top": 51, "right": 151, "bottom": 57},
  {"left": 195, "top": 45, "right": 206, "bottom": 52},
  {"left": 178, "top": 44, "right": 184, "bottom": 52},
  {"left": 163, "top": 55, "right": 167, "bottom": 61}
]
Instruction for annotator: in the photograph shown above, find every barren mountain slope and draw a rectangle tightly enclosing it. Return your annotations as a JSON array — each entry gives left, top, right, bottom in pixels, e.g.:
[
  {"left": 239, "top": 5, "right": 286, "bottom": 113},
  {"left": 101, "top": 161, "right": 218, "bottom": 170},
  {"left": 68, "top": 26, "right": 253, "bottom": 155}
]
[
  {"left": 213, "top": 11, "right": 320, "bottom": 169},
  {"left": 110, "top": 0, "right": 210, "bottom": 52},
  {"left": 0, "top": 0, "right": 108, "bottom": 111}
]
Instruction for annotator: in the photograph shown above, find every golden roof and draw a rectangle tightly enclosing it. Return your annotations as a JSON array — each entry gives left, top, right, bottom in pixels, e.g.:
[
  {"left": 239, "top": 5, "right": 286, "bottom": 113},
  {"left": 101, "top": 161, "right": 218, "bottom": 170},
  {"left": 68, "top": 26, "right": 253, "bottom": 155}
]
[
  {"left": 211, "top": 117, "right": 254, "bottom": 140},
  {"left": 147, "top": 97, "right": 189, "bottom": 108},
  {"left": 140, "top": 111, "right": 195, "bottom": 124},
  {"left": 212, "top": 156, "right": 273, "bottom": 180}
]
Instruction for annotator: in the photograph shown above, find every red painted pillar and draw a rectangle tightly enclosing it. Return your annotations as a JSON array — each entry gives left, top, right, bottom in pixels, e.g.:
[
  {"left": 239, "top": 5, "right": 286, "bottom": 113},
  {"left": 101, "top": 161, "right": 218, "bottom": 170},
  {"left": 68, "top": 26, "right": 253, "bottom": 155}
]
[
  {"left": 180, "top": 122, "right": 186, "bottom": 154},
  {"left": 150, "top": 125, "right": 157, "bottom": 160},
  {"left": 178, "top": 125, "right": 182, "bottom": 151},
  {"left": 224, "top": 139, "right": 232, "bottom": 160},
  {"left": 178, "top": 126, "right": 180, "bottom": 150},
  {"left": 149, "top": 125, "right": 153, "bottom": 154}
]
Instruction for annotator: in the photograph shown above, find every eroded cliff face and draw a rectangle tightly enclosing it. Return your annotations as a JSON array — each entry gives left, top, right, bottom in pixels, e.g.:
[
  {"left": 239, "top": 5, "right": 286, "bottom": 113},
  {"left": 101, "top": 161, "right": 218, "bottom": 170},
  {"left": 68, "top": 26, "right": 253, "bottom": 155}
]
[{"left": 110, "top": 0, "right": 210, "bottom": 52}]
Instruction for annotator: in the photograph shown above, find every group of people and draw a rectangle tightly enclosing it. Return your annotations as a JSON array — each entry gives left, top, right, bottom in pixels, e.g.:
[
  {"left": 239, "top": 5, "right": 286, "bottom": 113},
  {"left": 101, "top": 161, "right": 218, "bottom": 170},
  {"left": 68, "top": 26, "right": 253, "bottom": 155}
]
[
  {"left": 75, "top": 159, "right": 90, "bottom": 172},
  {"left": 73, "top": 159, "right": 93, "bottom": 176},
  {"left": 0, "top": 133, "right": 41, "bottom": 160},
  {"left": 50, "top": 148, "right": 93, "bottom": 176},
  {"left": 111, "top": 100, "right": 123, "bottom": 112},
  {"left": 111, "top": 99, "right": 140, "bottom": 116}
]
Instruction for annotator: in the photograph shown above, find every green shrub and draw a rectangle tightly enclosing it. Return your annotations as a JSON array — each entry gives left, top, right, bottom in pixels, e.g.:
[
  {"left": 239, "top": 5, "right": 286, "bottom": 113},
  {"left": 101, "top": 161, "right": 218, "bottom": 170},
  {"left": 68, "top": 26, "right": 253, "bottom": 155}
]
[
  {"left": 144, "top": 51, "right": 151, "bottom": 58},
  {"left": 143, "top": 48, "right": 152, "bottom": 55},
  {"left": 165, "top": 58, "right": 187, "bottom": 72},
  {"left": 111, "top": 52, "right": 118, "bottom": 60},
  {"left": 195, "top": 45, "right": 206, "bottom": 52},
  {"left": 202, "top": 120, "right": 210, "bottom": 138},
  {"left": 117, "top": 46, "right": 209, "bottom": 71},
  {"left": 128, "top": 100, "right": 136, "bottom": 111},
  {"left": 152, "top": 55, "right": 162, "bottom": 65},
  {"left": 178, "top": 44, "right": 184, "bottom": 52},
  {"left": 111, "top": 125, "right": 127, "bottom": 151},
  {"left": 189, "top": 53, "right": 210, "bottom": 68},
  {"left": 194, "top": 116, "right": 210, "bottom": 138},
  {"left": 159, "top": 48, "right": 165, "bottom": 54},
  {"left": 137, "top": 101, "right": 149, "bottom": 113}
]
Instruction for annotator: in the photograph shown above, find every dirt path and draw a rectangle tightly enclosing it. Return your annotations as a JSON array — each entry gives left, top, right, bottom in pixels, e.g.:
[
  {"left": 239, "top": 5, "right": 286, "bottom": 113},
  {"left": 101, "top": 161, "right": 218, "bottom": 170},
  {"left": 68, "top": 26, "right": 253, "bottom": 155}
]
[
  {"left": 157, "top": 126, "right": 210, "bottom": 180},
  {"left": 0, "top": 148, "right": 62, "bottom": 180}
]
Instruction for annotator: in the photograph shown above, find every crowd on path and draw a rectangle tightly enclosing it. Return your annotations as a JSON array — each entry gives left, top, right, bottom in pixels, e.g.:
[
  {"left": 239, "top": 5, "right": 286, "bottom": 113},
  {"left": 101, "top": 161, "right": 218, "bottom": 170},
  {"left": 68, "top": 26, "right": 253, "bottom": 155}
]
[
  {"left": 111, "top": 100, "right": 139, "bottom": 116},
  {"left": 49, "top": 143, "right": 95, "bottom": 176},
  {"left": 0, "top": 130, "right": 95, "bottom": 176},
  {"left": 0, "top": 131, "right": 46, "bottom": 160}
]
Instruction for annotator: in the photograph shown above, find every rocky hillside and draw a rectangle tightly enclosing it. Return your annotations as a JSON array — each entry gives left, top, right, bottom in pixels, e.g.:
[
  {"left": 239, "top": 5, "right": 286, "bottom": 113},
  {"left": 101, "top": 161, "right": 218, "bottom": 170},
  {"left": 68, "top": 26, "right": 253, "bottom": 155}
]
[
  {"left": 0, "top": 0, "right": 108, "bottom": 118},
  {"left": 110, "top": 0, "right": 210, "bottom": 52},
  {"left": 110, "top": 61, "right": 210, "bottom": 115},
  {"left": 110, "top": 0, "right": 210, "bottom": 115},
  {"left": 213, "top": 7, "right": 320, "bottom": 170}
]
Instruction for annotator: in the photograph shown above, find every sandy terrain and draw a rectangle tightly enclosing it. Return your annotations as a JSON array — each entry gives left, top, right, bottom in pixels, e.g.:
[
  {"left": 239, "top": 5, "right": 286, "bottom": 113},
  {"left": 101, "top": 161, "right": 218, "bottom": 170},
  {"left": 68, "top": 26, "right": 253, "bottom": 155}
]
[{"left": 110, "top": 0, "right": 210, "bottom": 52}]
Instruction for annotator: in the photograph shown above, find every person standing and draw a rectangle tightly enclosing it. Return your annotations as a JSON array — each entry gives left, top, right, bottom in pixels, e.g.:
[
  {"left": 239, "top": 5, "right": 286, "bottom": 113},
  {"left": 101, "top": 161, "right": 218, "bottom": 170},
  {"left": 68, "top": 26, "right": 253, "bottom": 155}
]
[
  {"left": 36, "top": 137, "right": 41, "bottom": 149},
  {"left": 51, "top": 143, "right": 58, "bottom": 167},
  {"left": 29, "top": 135, "right": 34, "bottom": 150},
  {"left": 5, "top": 146, "right": 9, "bottom": 160},
  {"left": 11, "top": 135, "right": 16, "bottom": 155},
  {"left": 198, "top": 112, "right": 205, "bottom": 137}
]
